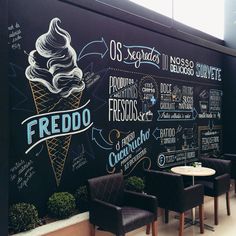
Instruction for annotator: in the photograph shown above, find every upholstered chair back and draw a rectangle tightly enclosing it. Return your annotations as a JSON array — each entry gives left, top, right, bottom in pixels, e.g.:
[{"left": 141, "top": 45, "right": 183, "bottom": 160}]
[
  {"left": 201, "top": 157, "right": 231, "bottom": 178},
  {"left": 145, "top": 170, "right": 185, "bottom": 212},
  {"left": 88, "top": 173, "right": 124, "bottom": 206}
]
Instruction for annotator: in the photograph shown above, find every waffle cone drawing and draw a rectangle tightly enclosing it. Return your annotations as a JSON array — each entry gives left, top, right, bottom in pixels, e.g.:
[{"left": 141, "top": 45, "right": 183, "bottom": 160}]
[{"left": 30, "top": 81, "right": 83, "bottom": 185}]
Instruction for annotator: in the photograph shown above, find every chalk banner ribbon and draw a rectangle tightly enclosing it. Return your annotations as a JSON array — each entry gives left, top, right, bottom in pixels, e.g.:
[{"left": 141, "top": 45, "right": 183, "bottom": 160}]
[{"left": 22, "top": 100, "right": 93, "bottom": 154}]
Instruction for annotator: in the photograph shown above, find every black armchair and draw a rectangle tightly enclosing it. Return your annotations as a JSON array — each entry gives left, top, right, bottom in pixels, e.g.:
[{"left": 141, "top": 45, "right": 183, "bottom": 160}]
[
  {"left": 145, "top": 170, "right": 204, "bottom": 236},
  {"left": 197, "top": 157, "right": 231, "bottom": 225},
  {"left": 222, "top": 153, "right": 236, "bottom": 193},
  {"left": 87, "top": 173, "right": 158, "bottom": 236}
]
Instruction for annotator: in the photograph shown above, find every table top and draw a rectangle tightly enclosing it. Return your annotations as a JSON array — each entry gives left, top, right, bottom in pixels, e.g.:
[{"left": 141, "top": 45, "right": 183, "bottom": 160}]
[{"left": 171, "top": 166, "right": 216, "bottom": 177}]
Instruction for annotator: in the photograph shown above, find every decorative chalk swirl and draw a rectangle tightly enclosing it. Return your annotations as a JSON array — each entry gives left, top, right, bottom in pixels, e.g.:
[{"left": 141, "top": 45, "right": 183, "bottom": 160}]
[{"left": 25, "top": 18, "right": 85, "bottom": 98}]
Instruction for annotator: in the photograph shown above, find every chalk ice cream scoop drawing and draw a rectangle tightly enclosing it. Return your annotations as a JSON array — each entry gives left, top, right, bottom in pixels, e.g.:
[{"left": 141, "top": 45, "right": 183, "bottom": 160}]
[
  {"left": 25, "top": 18, "right": 85, "bottom": 185},
  {"left": 26, "top": 17, "right": 85, "bottom": 97}
]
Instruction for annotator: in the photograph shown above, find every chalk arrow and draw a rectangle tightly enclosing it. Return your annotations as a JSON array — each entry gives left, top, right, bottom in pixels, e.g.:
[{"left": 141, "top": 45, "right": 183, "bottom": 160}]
[
  {"left": 152, "top": 127, "right": 160, "bottom": 140},
  {"left": 78, "top": 37, "right": 108, "bottom": 61},
  {"left": 92, "top": 127, "right": 112, "bottom": 150},
  {"left": 176, "top": 125, "right": 183, "bottom": 134},
  {"left": 208, "top": 120, "right": 214, "bottom": 130},
  {"left": 193, "top": 108, "right": 198, "bottom": 120}
]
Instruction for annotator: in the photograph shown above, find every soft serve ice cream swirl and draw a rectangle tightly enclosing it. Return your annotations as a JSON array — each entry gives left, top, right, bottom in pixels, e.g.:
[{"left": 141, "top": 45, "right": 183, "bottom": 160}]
[{"left": 25, "top": 18, "right": 85, "bottom": 98}]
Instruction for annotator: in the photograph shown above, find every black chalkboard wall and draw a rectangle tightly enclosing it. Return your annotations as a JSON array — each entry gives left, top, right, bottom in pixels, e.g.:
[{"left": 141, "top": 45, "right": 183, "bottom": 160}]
[
  {"left": 1, "top": 0, "right": 8, "bottom": 235},
  {"left": 223, "top": 0, "right": 236, "bottom": 153},
  {"left": 9, "top": 0, "right": 223, "bottom": 213}
]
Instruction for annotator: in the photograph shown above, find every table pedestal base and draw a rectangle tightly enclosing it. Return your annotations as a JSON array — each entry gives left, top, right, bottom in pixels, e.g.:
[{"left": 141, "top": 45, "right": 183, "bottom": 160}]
[
  {"left": 174, "top": 215, "right": 214, "bottom": 231},
  {"left": 184, "top": 217, "right": 214, "bottom": 231}
]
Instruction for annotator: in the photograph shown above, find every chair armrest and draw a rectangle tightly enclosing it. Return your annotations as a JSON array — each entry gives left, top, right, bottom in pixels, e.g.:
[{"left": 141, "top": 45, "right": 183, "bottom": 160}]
[
  {"left": 183, "top": 184, "right": 204, "bottom": 210},
  {"left": 222, "top": 154, "right": 236, "bottom": 178},
  {"left": 124, "top": 190, "right": 157, "bottom": 217},
  {"left": 214, "top": 173, "right": 231, "bottom": 195},
  {"left": 89, "top": 198, "right": 122, "bottom": 230}
]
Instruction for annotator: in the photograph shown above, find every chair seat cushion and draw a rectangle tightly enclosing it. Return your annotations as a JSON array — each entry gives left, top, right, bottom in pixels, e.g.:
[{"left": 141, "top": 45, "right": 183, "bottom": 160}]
[{"left": 121, "top": 207, "right": 154, "bottom": 232}]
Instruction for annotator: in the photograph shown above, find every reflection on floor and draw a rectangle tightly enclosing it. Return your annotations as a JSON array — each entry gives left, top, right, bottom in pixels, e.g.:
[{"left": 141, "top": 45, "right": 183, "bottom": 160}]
[{"left": 95, "top": 184, "right": 236, "bottom": 236}]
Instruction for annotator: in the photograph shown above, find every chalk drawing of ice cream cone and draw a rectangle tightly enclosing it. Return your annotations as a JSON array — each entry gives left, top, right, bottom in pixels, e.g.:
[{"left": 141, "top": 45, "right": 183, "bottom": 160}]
[{"left": 25, "top": 18, "right": 85, "bottom": 185}]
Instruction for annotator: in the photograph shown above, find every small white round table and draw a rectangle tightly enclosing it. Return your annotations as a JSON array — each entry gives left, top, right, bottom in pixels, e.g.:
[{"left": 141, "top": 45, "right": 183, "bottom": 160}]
[
  {"left": 171, "top": 166, "right": 215, "bottom": 185},
  {"left": 171, "top": 165, "right": 216, "bottom": 231}
]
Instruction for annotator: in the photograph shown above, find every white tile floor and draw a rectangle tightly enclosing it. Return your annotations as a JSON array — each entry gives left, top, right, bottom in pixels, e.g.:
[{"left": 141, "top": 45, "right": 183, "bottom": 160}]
[{"left": 95, "top": 184, "right": 236, "bottom": 236}]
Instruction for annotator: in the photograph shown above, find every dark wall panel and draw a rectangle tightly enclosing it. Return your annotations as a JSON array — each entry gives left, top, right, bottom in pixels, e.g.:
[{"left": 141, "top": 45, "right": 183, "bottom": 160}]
[
  {"left": 224, "top": 0, "right": 236, "bottom": 153},
  {"left": 1, "top": 0, "right": 9, "bottom": 235},
  {"left": 9, "top": 0, "right": 223, "bottom": 214},
  {"left": 223, "top": 55, "right": 236, "bottom": 153}
]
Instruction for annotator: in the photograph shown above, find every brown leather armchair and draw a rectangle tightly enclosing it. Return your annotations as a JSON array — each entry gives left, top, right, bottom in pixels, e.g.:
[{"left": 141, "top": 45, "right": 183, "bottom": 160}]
[
  {"left": 197, "top": 157, "right": 231, "bottom": 225},
  {"left": 145, "top": 170, "right": 204, "bottom": 236},
  {"left": 87, "top": 173, "right": 158, "bottom": 236}
]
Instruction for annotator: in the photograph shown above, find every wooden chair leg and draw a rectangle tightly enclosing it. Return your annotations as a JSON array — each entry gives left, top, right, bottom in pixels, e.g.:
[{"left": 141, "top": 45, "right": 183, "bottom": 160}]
[
  {"left": 214, "top": 196, "right": 218, "bottom": 225},
  {"left": 160, "top": 208, "right": 164, "bottom": 223},
  {"left": 179, "top": 212, "right": 184, "bottom": 236},
  {"left": 146, "top": 224, "right": 151, "bottom": 235},
  {"left": 164, "top": 209, "right": 169, "bottom": 224},
  {"left": 90, "top": 224, "right": 95, "bottom": 236},
  {"left": 152, "top": 221, "right": 158, "bottom": 236},
  {"left": 199, "top": 204, "right": 204, "bottom": 234},
  {"left": 226, "top": 191, "right": 231, "bottom": 215}
]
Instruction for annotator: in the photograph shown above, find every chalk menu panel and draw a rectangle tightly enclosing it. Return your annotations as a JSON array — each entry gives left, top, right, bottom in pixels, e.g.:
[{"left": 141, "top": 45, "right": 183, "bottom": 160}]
[{"left": 8, "top": 0, "right": 223, "bottom": 211}]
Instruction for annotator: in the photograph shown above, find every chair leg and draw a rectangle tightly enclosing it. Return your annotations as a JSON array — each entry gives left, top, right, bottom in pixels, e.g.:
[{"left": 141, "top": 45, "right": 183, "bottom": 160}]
[
  {"left": 90, "top": 224, "right": 95, "bottom": 236},
  {"left": 152, "top": 221, "right": 158, "bottom": 236},
  {"left": 160, "top": 208, "right": 165, "bottom": 223},
  {"left": 199, "top": 204, "right": 204, "bottom": 234},
  {"left": 165, "top": 209, "right": 169, "bottom": 224},
  {"left": 146, "top": 224, "right": 151, "bottom": 235},
  {"left": 214, "top": 196, "right": 218, "bottom": 225},
  {"left": 179, "top": 213, "right": 184, "bottom": 236},
  {"left": 226, "top": 191, "right": 231, "bottom": 215}
]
